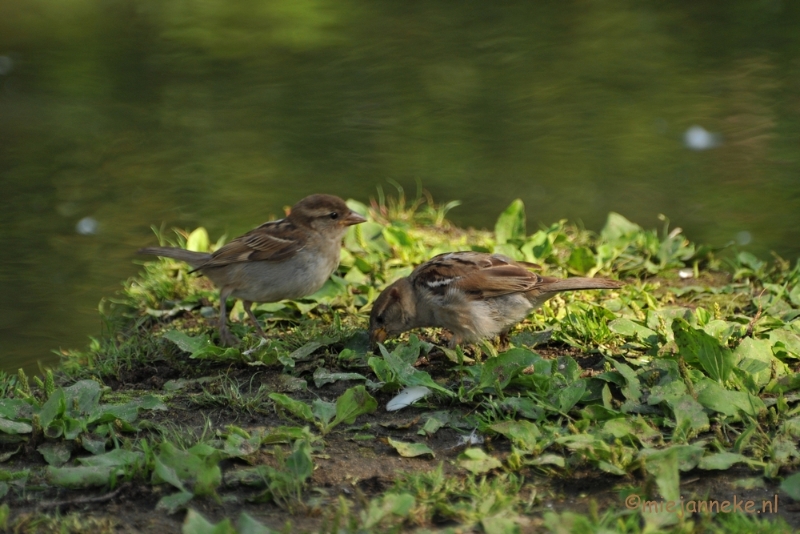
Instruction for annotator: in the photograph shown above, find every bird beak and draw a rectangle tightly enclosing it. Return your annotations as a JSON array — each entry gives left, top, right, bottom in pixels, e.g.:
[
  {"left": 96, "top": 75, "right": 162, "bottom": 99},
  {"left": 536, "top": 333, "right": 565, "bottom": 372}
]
[
  {"left": 369, "top": 327, "right": 387, "bottom": 346},
  {"left": 342, "top": 211, "right": 367, "bottom": 226}
]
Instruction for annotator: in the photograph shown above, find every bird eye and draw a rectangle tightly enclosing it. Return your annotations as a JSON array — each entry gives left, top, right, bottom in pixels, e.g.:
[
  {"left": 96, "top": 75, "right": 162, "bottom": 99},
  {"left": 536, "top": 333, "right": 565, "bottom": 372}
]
[
  {"left": 376, "top": 316, "right": 384, "bottom": 325},
  {"left": 329, "top": 212, "right": 339, "bottom": 220}
]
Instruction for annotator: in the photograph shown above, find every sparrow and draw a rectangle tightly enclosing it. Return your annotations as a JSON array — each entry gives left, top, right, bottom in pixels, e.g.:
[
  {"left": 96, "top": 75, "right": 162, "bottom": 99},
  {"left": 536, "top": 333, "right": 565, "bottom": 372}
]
[
  {"left": 369, "top": 251, "right": 623, "bottom": 347},
  {"left": 139, "top": 194, "right": 366, "bottom": 346}
]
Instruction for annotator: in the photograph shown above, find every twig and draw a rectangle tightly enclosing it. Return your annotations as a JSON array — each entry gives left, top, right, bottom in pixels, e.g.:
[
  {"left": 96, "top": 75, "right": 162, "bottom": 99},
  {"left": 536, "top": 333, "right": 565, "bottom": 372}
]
[{"left": 37, "top": 484, "right": 127, "bottom": 510}]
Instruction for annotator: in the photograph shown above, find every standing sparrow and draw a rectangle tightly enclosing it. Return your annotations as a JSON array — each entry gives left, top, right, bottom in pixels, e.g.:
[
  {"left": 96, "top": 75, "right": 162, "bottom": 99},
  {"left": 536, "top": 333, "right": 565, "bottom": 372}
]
[
  {"left": 139, "top": 194, "right": 366, "bottom": 346},
  {"left": 369, "top": 251, "right": 622, "bottom": 347}
]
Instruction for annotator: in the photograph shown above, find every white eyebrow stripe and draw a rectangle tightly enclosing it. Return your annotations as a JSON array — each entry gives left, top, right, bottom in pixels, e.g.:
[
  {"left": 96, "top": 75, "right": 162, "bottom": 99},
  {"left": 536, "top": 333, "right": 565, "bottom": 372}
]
[{"left": 425, "top": 277, "right": 459, "bottom": 288}]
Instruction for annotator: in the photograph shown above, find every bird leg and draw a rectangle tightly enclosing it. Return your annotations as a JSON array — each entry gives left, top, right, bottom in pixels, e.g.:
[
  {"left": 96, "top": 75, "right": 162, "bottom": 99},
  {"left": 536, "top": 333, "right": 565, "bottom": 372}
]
[
  {"left": 217, "top": 287, "right": 241, "bottom": 347},
  {"left": 243, "top": 300, "right": 267, "bottom": 340}
]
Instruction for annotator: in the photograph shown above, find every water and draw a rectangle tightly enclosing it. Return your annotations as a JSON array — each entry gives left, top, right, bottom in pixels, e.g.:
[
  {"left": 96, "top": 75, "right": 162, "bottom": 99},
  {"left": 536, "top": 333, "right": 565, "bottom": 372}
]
[{"left": 2, "top": 1, "right": 799, "bottom": 373}]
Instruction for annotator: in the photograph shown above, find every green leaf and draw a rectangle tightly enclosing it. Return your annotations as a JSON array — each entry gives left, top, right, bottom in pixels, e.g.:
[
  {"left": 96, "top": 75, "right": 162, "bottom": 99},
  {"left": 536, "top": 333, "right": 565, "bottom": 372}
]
[
  {"left": 608, "top": 318, "right": 658, "bottom": 345},
  {"left": 458, "top": 448, "right": 501, "bottom": 474},
  {"left": 734, "top": 338, "right": 779, "bottom": 388},
  {"left": 268, "top": 394, "right": 314, "bottom": 424},
  {"left": 600, "top": 212, "right": 642, "bottom": 243},
  {"left": 47, "top": 465, "right": 118, "bottom": 489},
  {"left": 558, "top": 380, "right": 586, "bottom": 412},
  {"left": 158, "top": 491, "right": 195, "bottom": 515},
  {"left": 377, "top": 343, "right": 454, "bottom": 397},
  {"left": 37, "top": 442, "right": 72, "bottom": 466},
  {"left": 0, "top": 418, "right": 31, "bottom": 435},
  {"left": 698, "top": 452, "right": 750, "bottom": 470},
  {"left": 331, "top": 386, "right": 378, "bottom": 429},
  {"left": 312, "top": 368, "right": 366, "bottom": 388},
  {"left": 77, "top": 449, "right": 144, "bottom": 468},
  {"left": 696, "top": 381, "right": 766, "bottom": 417},
  {"left": 780, "top": 472, "right": 800, "bottom": 500},
  {"left": 567, "top": 247, "right": 596, "bottom": 275},
  {"left": 0, "top": 399, "right": 32, "bottom": 420},
  {"left": 612, "top": 361, "right": 641, "bottom": 403},
  {"left": 308, "top": 401, "right": 334, "bottom": 430},
  {"left": 489, "top": 420, "right": 540, "bottom": 449},
  {"left": 186, "top": 227, "right": 210, "bottom": 253},
  {"left": 474, "top": 348, "right": 540, "bottom": 394},
  {"left": 770, "top": 328, "right": 800, "bottom": 359},
  {"left": 665, "top": 395, "right": 709, "bottom": 440},
  {"left": 63, "top": 380, "right": 102, "bottom": 416},
  {"left": 672, "top": 318, "right": 734, "bottom": 383},
  {"left": 361, "top": 493, "right": 416, "bottom": 529},
  {"left": 163, "top": 330, "right": 209, "bottom": 354},
  {"left": 286, "top": 439, "right": 313, "bottom": 483},
  {"left": 152, "top": 441, "right": 222, "bottom": 497},
  {"left": 494, "top": 199, "right": 526, "bottom": 244},
  {"left": 237, "top": 513, "right": 274, "bottom": 534},
  {"left": 387, "top": 438, "right": 434, "bottom": 458},
  {"left": 37, "top": 389, "right": 66, "bottom": 429}
]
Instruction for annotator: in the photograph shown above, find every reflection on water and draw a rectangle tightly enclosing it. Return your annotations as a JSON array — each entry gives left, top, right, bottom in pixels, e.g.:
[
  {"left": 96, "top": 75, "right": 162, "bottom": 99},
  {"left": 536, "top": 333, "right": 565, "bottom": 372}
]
[{"left": 2, "top": 1, "right": 800, "bottom": 372}]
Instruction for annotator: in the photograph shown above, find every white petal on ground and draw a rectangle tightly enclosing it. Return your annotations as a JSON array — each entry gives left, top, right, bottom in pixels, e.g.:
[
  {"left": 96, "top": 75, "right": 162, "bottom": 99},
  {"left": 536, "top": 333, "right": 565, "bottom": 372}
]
[{"left": 386, "top": 386, "right": 431, "bottom": 411}]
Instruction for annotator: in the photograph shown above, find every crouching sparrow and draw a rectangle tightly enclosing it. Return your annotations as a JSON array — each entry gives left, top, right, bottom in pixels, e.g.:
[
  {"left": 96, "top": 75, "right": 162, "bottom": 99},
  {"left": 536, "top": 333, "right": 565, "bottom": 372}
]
[
  {"left": 139, "top": 194, "right": 366, "bottom": 346},
  {"left": 369, "top": 251, "right": 622, "bottom": 347}
]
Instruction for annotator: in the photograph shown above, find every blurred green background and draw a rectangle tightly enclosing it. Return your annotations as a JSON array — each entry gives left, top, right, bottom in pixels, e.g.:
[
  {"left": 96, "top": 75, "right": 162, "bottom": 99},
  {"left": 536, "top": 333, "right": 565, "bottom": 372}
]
[{"left": 2, "top": 0, "right": 799, "bottom": 372}]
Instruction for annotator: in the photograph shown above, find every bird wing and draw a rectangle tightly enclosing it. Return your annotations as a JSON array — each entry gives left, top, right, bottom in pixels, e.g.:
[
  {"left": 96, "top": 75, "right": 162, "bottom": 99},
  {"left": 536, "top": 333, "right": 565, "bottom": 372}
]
[
  {"left": 412, "top": 251, "right": 540, "bottom": 299},
  {"left": 198, "top": 219, "right": 307, "bottom": 268}
]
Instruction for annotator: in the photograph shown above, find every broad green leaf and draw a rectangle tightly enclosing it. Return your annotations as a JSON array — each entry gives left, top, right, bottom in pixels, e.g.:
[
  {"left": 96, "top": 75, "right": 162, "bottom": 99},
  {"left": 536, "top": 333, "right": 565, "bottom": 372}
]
[
  {"left": 268, "top": 393, "right": 314, "bottom": 423},
  {"left": 698, "top": 452, "right": 750, "bottom": 470},
  {"left": 494, "top": 199, "right": 526, "bottom": 244},
  {"left": 186, "top": 227, "right": 210, "bottom": 252},
  {"left": 734, "top": 338, "right": 780, "bottom": 388},
  {"left": 377, "top": 344, "right": 454, "bottom": 397},
  {"left": 608, "top": 318, "right": 658, "bottom": 345},
  {"left": 311, "top": 399, "right": 336, "bottom": 427},
  {"left": 78, "top": 449, "right": 143, "bottom": 468},
  {"left": 153, "top": 441, "right": 221, "bottom": 496},
  {"left": 567, "top": 247, "right": 595, "bottom": 275},
  {"left": 331, "top": 386, "right": 378, "bottom": 428},
  {"left": 458, "top": 448, "right": 500, "bottom": 474},
  {"left": 770, "top": 328, "right": 800, "bottom": 359},
  {"left": 600, "top": 212, "right": 642, "bottom": 243},
  {"left": 47, "top": 465, "right": 118, "bottom": 489},
  {"left": 558, "top": 380, "right": 586, "bottom": 412},
  {"left": 153, "top": 453, "right": 188, "bottom": 492},
  {"left": 237, "top": 512, "right": 274, "bottom": 534},
  {"left": 286, "top": 439, "right": 313, "bottom": 483},
  {"left": 672, "top": 318, "right": 734, "bottom": 382},
  {"left": 696, "top": 381, "right": 766, "bottom": 417},
  {"left": 0, "top": 399, "right": 32, "bottom": 420},
  {"left": 383, "top": 226, "right": 415, "bottom": 249},
  {"left": 0, "top": 418, "right": 31, "bottom": 435},
  {"left": 477, "top": 348, "right": 541, "bottom": 392},
  {"left": 612, "top": 361, "right": 641, "bottom": 403},
  {"left": 37, "top": 442, "right": 72, "bottom": 466},
  {"left": 387, "top": 437, "right": 434, "bottom": 458},
  {"left": 780, "top": 472, "right": 800, "bottom": 500},
  {"left": 37, "top": 389, "right": 65, "bottom": 429},
  {"left": 489, "top": 420, "right": 540, "bottom": 449},
  {"left": 158, "top": 491, "right": 194, "bottom": 515},
  {"left": 162, "top": 330, "right": 211, "bottom": 354},
  {"left": 63, "top": 380, "right": 102, "bottom": 415},
  {"left": 665, "top": 395, "right": 709, "bottom": 440},
  {"left": 312, "top": 368, "right": 366, "bottom": 388},
  {"left": 361, "top": 493, "right": 416, "bottom": 529}
]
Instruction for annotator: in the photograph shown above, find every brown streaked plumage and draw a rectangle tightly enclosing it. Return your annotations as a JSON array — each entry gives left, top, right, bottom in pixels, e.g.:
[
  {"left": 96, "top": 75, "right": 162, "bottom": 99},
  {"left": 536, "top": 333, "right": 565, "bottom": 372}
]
[
  {"left": 139, "top": 194, "right": 366, "bottom": 346},
  {"left": 369, "top": 251, "right": 622, "bottom": 347}
]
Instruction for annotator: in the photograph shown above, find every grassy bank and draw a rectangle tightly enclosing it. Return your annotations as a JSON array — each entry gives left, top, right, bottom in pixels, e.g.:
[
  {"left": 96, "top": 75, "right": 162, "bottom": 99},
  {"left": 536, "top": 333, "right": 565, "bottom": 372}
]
[{"left": 2, "top": 189, "right": 800, "bottom": 533}]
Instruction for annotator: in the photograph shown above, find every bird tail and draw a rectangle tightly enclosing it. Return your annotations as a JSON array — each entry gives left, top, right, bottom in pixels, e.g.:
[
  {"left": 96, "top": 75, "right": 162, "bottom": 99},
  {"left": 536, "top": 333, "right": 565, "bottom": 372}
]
[
  {"left": 537, "top": 277, "right": 623, "bottom": 293},
  {"left": 137, "top": 247, "right": 212, "bottom": 269}
]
